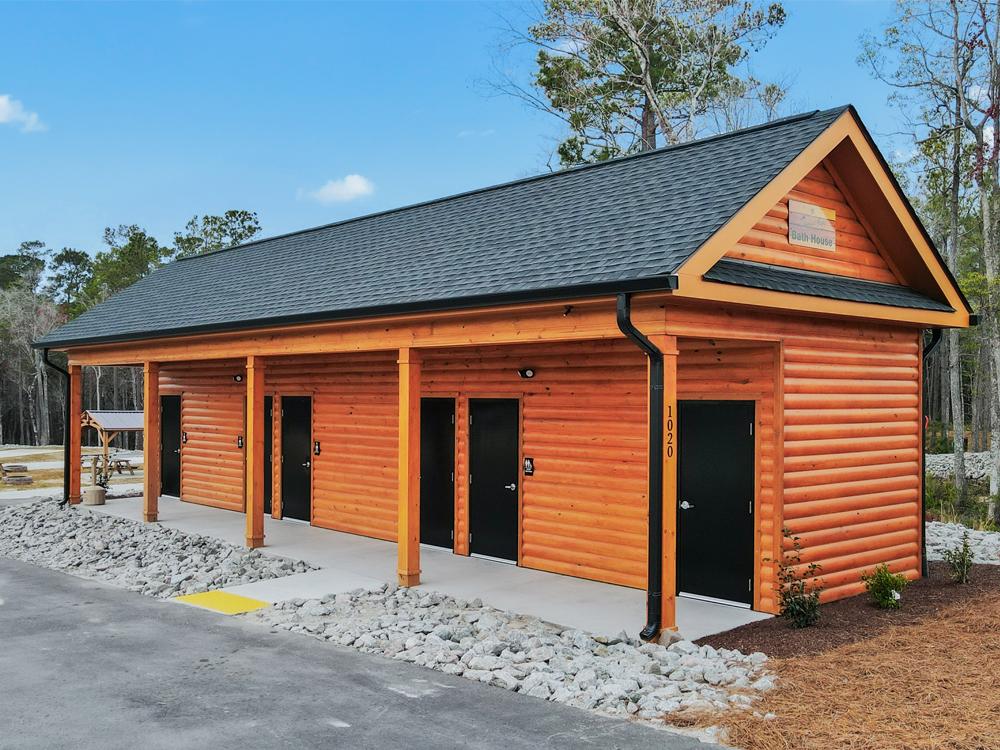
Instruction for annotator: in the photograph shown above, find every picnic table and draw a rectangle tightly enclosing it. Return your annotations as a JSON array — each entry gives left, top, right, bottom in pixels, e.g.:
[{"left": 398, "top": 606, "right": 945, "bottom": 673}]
[{"left": 0, "top": 462, "right": 33, "bottom": 485}]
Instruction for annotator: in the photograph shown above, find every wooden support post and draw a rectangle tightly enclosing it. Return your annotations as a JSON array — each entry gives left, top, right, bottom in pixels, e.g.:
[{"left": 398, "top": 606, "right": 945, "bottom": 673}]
[
  {"left": 397, "top": 347, "right": 421, "bottom": 586},
  {"left": 271, "top": 394, "right": 282, "bottom": 520},
  {"left": 245, "top": 355, "right": 265, "bottom": 548},
  {"left": 68, "top": 364, "right": 82, "bottom": 505},
  {"left": 650, "top": 335, "right": 679, "bottom": 633},
  {"left": 142, "top": 362, "right": 160, "bottom": 521}
]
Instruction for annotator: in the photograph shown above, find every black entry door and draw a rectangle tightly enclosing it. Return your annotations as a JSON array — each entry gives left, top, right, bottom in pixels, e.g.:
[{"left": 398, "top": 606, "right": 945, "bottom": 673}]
[
  {"left": 677, "top": 400, "right": 755, "bottom": 605},
  {"left": 264, "top": 396, "right": 273, "bottom": 515},
  {"left": 160, "top": 395, "right": 181, "bottom": 497},
  {"left": 420, "top": 398, "right": 455, "bottom": 549},
  {"left": 281, "top": 396, "right": 312, "bottom": 522},
  {"left": 468, "top": 399, "right": 519, "bottom": 561}
]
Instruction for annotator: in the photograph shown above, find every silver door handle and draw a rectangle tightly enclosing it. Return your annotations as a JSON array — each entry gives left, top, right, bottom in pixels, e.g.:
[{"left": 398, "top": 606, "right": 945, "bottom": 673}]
[
  {"left": 302, "top": 461, "right": 311, "bottom": 468},
  {"left": 504, "top": 483, "right": 517, "bottom": 491},
  {"left": 679, "top": 500, "right": 693, "bottom": 510}
]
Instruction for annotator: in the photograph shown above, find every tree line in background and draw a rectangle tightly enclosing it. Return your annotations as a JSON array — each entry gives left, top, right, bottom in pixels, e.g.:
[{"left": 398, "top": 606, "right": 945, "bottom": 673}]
[
  {"left": 859, "top": 0, "right": 999, "bottom": 524},
  {"left": 0, "top": 211, "right": 261, "bottom": 448}
]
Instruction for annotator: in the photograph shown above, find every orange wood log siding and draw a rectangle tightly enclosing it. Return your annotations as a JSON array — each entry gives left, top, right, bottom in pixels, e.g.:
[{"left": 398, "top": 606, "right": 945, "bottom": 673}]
[
  {"left": 676, "top": 339, "right": 779, "bottom": 612},
  {"left": 725, "top": 160, "right": 902, "bottom": 285},
  {"left": 781, "top": 332, "right": 922, "bottom": 602},
  {"left": 265, "top": 352, "right": 399, "bottom": 539},
  {"left": 663, "top": 303, "right": 922, "bottom": 610},
  {"left": 158, "top": 360, "right": 246, "bottom": 511},
  {"left": 153, "top": 303, "right": 921, "bottom": 612},
  {"left": 422, "top": 340, "right": 649, "bottom": 587}
]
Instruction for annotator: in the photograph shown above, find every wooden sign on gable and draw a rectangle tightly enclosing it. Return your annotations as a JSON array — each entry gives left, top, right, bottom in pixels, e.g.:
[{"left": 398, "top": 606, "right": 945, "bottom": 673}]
[{"left": 788, "top": 199, "right": 836, "bottom": 251}]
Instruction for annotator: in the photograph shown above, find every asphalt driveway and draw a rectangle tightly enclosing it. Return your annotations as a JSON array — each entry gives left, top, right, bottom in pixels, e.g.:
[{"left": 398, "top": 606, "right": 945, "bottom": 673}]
[{"left": 0, "top": 558, "right": 717, "bottom": 749}]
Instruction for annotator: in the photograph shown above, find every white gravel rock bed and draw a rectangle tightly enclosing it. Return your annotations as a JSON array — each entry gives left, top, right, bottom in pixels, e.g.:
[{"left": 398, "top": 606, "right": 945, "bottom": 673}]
[
  {"left": 925, "top": 451, "right": 993, "bottom": 481},
  {"left": 248, "top": 584, "right": 771, "bottom": 721},
  {"left": 926, "top": 521, "right": 1000, "bottom": 565},
  {"left": 0, "top": 499, "right": 316, "bottom": 596}
]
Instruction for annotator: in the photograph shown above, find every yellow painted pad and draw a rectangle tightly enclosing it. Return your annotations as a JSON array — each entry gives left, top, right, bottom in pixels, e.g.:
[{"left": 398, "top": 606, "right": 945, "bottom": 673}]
[{"left": 173, "top": 591, "right": 270, "bottom": 615}]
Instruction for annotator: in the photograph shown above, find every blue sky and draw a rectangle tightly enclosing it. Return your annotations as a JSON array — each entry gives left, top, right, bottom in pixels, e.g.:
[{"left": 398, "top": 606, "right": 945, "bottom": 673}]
[{"left": 1, "top": 1, "right": 904, "bottom": 255}]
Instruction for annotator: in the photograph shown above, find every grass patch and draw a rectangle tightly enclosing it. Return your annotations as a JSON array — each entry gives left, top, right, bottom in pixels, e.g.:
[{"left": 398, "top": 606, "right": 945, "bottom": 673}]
[{"left": 926, "top": 474, "right": 998, "bottom": 531}]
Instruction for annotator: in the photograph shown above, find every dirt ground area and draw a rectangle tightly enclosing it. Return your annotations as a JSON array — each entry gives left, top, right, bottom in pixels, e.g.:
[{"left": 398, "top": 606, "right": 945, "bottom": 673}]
[{"left": 691, "top": 562, "right": 1000, "bottom": 750}]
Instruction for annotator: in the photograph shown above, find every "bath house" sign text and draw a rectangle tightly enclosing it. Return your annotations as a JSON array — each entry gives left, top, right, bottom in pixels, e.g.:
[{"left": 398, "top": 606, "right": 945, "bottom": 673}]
[{"left": 788, "top": 199, "right": 836, "bottom": 251}]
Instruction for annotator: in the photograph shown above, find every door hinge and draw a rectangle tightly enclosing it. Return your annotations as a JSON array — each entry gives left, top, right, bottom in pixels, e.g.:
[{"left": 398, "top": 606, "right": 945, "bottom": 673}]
[
  {"left": 469, "top": 533, "right": 473, "bottom": 544},
  {"left": 469, "top": 414, "right": 473, "bottom": 425},
  {"left": 748, "top": 578, "right": 753, "bottom": 592},
  {"left": 450, "top": 471, "right": 454, "bottom": 483},
  {"left": 749, "top": 500, "right": 753, "bottom": 514},
  {"left": 469, "top": 473, "right": 473, "bottom": 485},
  {"left": 749, "top": 421, "right": 754, "bottom": 436},
  {"left": 451, "top": 413, "right": 455, "bottom": 425},
  {"left": 451, "top": 529, "right": 454, "bottom": 541}
]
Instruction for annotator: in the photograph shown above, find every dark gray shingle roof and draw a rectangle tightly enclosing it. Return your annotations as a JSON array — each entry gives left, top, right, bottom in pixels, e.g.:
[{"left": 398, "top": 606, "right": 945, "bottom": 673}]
[
  {"left": 704, "top": 258, "right": 954, "bottom": 312},
  {"left": 40, "top": 107, "right": 849, "bottom": 348}
]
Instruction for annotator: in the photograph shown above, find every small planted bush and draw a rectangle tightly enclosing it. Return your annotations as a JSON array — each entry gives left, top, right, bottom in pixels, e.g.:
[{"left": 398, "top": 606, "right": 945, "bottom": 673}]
[
  {"left": 943, "top": 531, "right": 974, "bottom": 584},
  {"left": 861, "top": 564, "right": 909, "bottom": 609},
  {"left": 775, "top": 528, "right": 822, "bottom": 628}
]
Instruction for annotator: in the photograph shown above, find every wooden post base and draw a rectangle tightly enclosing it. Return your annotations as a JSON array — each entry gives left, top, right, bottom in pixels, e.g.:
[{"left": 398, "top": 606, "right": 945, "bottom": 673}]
[
  {"left": 69, "top": 495, "right": 82, "bottom": 506},
  {"left": 143, "top": 512, "right": 158, "bottom": 522},
  {"left": 398, "top": 572, "right": 420, "bottom": 587},
  {"left": 246, "top": 536, "right": 264, "bottom": 549}
]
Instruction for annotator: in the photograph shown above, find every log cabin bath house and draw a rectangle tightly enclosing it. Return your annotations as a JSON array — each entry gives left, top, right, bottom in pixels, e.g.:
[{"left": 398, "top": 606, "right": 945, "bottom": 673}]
[{"left": 36, "top": 106, "right": 973, "bottom": 638}]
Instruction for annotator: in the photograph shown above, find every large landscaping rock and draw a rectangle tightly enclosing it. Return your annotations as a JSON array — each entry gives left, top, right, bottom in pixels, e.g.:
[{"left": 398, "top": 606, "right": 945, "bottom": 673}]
[
  {"left": 926, "top": 521, "right": 1000, "bottom": 565},
  {"left": 925, "top": 451, "right": 993, "bottom": 481},
  {"left": 0, "top": 499, "right": 316, "bottom": 596},
  {"left": 247, "top": 584, "right": 772, "bottom": 723}
]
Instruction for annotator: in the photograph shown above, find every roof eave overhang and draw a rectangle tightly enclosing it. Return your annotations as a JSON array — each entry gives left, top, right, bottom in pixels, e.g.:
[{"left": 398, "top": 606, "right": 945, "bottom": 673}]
[
  {"left": 35, "top": 274, "right": 679, "bottom": 352},
  {"left": 679, "top": 276, "right": 970, "bottom": 328}
]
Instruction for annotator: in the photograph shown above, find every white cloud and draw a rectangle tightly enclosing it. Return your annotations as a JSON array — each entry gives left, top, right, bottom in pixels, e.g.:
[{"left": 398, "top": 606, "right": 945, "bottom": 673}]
[
  {"left": 303, "top": 174, "right": 375, "bottom": 204},
  {"left": 0, "top": 94, "right": 46, "bottom": 133}
]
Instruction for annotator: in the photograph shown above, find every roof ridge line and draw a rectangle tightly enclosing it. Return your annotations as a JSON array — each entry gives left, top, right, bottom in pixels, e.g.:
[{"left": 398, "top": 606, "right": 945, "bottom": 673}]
[{"left": 177, "top": 106, "right": 847, "bottom": 264}]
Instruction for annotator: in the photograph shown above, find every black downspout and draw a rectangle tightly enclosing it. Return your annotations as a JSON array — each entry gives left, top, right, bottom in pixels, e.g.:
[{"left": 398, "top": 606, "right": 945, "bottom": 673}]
[
  {"left": 616, "top": 293, "right": 664, "bottom": 641},
  {"left": 41, "top": 348, "right": 72, "bottom": 509},
  {"left": 921, "top": 328, "right": 943, "bottom": 577}
]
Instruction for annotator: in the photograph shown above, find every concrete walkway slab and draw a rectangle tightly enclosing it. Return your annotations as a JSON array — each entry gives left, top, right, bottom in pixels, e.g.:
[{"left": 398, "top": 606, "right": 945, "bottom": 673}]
[{"left": 90, "top": 495, "right": 770, "bottom": 640}]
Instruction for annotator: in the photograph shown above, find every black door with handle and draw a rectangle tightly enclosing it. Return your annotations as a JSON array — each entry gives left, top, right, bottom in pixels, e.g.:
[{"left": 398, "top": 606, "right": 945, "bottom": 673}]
[
  {"left": 420, "top": 398, "right": 455, "bottom": 549},
  {"left": 677, "top": 400, "right": 755, "bottom": 605},
  {"left": 160, "top": 395, "right": 181, "bottom": 497},
  {"left": 281, "top": 396, "right": 312, "bottom": 522},
  {"left": 468, "top": 398, "right": 519, "bottom": 561},
  {"left": 264, "top": 396, "right": 273, "bottom": 515}
]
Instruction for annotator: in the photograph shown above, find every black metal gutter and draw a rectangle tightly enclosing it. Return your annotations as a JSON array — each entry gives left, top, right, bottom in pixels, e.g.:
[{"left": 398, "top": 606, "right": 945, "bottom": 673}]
[
  {"left": 920, "top": 328, "right": 943, "bottom": 577},
  {"left": 34, "top": 275, "right": 679, "bottom": 351},
  {"left": 616, "top": 293, "right": 664, "bottom": 641},
  {"left": 41, "top": 348, "right": 71, "bottom": 509}
]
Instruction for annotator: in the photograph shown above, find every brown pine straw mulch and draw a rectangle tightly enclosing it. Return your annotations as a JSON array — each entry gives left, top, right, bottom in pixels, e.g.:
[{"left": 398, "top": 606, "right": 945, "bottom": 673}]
[{"left": 676, "top": 563, "right": 1000, "bottom": 750}]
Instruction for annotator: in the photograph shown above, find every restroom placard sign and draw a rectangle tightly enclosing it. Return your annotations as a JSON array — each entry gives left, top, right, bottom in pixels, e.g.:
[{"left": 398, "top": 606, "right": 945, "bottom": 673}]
[{"left": 788, "top": 199, "right": 836, "bottom": 251}]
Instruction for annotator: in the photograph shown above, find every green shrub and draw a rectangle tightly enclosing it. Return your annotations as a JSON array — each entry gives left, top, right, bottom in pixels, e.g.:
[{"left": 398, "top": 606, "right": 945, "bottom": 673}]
[
  {"left": 861, "top": 564, "right": 909, "bottom": 609},
  {"left": 942, "top": 532, "right": 974, "bottom": 584},
  {"left": 774, "top": 528, "right": 822, "bottom": 628}
]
